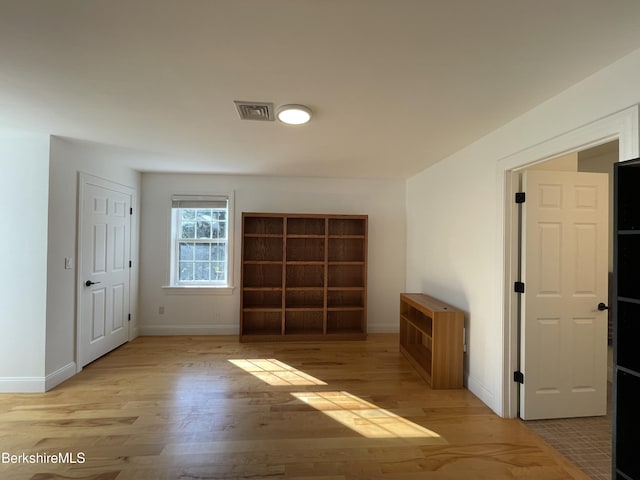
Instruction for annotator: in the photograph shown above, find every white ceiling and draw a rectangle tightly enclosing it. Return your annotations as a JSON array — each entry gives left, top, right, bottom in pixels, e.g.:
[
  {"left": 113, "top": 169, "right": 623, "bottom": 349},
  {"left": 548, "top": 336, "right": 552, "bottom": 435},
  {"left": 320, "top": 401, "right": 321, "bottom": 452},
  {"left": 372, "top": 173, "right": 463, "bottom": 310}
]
[{"left": 2, "top": 0, "right": 640, "bottom": 179}]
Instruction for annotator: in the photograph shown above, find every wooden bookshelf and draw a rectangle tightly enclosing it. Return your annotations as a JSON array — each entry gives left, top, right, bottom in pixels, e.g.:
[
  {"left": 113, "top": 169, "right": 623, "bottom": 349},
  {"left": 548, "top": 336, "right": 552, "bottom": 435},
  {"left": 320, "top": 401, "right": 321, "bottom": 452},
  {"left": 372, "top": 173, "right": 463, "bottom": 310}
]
[
  {"left": 240, "top": 213, "right": 367, "bottom": 342},
  {"left": 613, "top": 158, "right": 640, "bottom": 479},
  {"left": 399, "top": 293, "right": 464, "bottom": 389}
]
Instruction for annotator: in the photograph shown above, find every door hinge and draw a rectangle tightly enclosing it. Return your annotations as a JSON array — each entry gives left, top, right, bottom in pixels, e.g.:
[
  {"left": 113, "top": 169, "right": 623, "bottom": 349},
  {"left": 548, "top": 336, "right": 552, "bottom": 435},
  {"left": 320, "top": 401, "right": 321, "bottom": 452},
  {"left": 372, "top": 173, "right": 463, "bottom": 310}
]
[
  {"left": 514, "top": 371, "right": 524, "bottom": 384},
  {"left": 130, "top": 207, "right": 133, "bottom": 215},
  {"left": 129, "top": 260, "right": 132, "bottom": 268},
  {"left": 128, "top": 313, "right": 131, "bottom": 322},
  {"left": 514, "top": 281, "right": 525, "bottom": 293},
  {"left": 515, "top": 192, "right": 526, "bottom": 204}
]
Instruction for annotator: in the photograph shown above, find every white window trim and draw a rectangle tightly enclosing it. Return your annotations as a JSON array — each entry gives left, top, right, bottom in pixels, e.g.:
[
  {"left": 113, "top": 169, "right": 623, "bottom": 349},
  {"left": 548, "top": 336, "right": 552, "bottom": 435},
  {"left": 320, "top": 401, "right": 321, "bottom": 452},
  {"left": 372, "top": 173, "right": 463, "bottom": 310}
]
[
  {"left": 161, "top": 285, "right": 235, "bottom": 295},
  {"left": 166, "top": 192, "right": 235, "bottom": 293}
]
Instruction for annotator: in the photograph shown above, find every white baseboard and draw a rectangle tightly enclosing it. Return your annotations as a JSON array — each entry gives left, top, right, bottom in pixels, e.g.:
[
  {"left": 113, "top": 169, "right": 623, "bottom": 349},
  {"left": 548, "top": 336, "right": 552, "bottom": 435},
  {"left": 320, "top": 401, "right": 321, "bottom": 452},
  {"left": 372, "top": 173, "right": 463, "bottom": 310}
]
[
  {"left": 138, "top": 324, "right": 239, "bottom": 336},
  {"left": 129, "top": 325, "right": 140, "bottom": 341},
  {"left": 466, "top": 373, "right": 498, "bottom": 416},
  {"left": 0, "top": 362, "right": 78, "bottom": 393},
  {"left": 45, "top": 362, "right": 77, "bottom": 391},
  {"left": 0, "top": 377, "right": 45, "bottom": 393}
]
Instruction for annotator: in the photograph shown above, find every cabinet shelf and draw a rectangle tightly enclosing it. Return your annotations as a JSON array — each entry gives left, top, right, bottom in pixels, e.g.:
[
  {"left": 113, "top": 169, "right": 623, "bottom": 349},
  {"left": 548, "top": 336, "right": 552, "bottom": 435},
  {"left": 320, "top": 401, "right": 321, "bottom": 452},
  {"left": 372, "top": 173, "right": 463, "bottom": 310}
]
[
  {"left": 240, "top": 213, "right": 367, "bottom": 342},
  {"left": 400, "top": 313, "right": 433, "bottom": 338},
  {"left": 243, "top": 287, "right": 282, "bottom": 292},
  {"left": 243, "top": 260, "right": 282, "bottom": 265},
  {"left": 287, "top": 234, "right": 325, "bottom": 239},
  {"left": 399, "top": 293, "right": 463, "bottom": 389},
  {"left": 243, "top": 307, "right": 282, "bottom": 313},
  {"left": 243, "top": 233, "right": 283, "bottom": 238},
  {"left": 286, "top": 286, "right": 324, "bottom": 291},
  {"left": 242, "top": 329, "right": 282, "bottom": 337},
  {"left": 618, "top": 296, "right": 640, "bottom": 305}
]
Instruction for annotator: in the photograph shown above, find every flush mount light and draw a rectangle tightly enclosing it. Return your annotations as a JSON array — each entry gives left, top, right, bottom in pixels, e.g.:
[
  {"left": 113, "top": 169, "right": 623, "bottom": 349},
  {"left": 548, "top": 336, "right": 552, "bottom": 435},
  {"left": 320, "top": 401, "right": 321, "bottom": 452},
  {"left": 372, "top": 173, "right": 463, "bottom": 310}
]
[{"left": 276, "top": 104, "right": 312, "bottom": 125}]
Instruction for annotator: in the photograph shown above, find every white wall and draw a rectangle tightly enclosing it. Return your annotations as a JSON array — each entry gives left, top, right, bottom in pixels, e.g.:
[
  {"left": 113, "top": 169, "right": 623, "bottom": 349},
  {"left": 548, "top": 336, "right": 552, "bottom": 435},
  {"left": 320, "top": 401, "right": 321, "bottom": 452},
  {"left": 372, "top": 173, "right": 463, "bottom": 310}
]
[
  {"left": 406, "top": 47, "right": 640, "bottom": 416},
  {"left": 46, "top": 137, "right": 141, "bottom": 387},
  {"left": 140, "top": 173, "right": 406, "bottom": 335},
  {"left": 0, "top": 127, "right": 50, "bottom": 391}
]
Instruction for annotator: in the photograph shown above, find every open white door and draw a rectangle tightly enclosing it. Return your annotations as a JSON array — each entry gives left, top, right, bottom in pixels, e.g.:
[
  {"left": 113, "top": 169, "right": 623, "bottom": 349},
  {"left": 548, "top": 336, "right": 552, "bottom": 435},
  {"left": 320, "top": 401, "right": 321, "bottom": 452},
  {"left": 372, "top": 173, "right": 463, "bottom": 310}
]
[
  {"left": 78, "top": 175, "right": 132, "bottom": 367},
  {"left": 519, "top": 170, "right": 608, "bottom": 420}
]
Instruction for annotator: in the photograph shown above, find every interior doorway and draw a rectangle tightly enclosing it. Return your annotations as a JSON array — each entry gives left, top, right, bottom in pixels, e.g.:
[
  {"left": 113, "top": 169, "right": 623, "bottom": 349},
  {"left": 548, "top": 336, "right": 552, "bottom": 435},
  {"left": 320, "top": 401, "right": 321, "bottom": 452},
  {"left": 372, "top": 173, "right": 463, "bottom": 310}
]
[
  {"left": 77, "top": 173, "right": 135, "bottom": 369},
  {"left": 514, "top": 141, "right": 617, "bottom": 479},
  {"left": 507, "top": 139, "right": 620, "bottom": 418},
  {"left": 516, "top": 140, "right": 618, "bottom": 407},
  {"left": 499, "top": 105, "right": 638, "bottom": 478},
  {"left": 501, "top": 106, "right": 638, "bottom": 421}
]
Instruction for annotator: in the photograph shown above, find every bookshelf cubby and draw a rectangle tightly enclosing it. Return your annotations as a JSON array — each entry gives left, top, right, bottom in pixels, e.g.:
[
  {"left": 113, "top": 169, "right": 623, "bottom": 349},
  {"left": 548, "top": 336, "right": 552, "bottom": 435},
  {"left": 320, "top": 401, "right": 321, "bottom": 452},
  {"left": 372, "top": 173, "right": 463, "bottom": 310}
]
[{"left": 240, "top": 213, "right": 367, "bottom": 341}]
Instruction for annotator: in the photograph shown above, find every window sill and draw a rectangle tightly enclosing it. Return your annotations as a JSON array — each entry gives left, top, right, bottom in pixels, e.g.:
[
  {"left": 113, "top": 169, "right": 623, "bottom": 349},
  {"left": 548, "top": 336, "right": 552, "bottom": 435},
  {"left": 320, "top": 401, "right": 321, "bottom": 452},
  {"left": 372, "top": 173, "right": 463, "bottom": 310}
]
[{"left": 162, "top": 286, "right": 235, "bottom": 295}]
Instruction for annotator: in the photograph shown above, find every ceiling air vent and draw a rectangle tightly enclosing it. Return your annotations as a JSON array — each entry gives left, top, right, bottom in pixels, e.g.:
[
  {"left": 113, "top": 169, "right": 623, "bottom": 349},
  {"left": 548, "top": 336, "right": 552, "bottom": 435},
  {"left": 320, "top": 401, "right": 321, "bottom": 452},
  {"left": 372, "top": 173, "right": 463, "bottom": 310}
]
[{"left": 234, "top": 101, "right": 274, "bottom": 121}]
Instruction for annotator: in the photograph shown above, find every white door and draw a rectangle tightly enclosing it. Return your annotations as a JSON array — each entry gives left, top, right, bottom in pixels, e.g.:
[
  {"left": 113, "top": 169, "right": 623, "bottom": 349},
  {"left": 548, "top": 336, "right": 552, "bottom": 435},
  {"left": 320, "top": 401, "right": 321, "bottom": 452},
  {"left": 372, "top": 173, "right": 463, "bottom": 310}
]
[
  {"left": 79, "top": 177, "right": 131, "bottom": 367},
  {"left": 520, "top": 170, "right": 608, "bottom": 420}
]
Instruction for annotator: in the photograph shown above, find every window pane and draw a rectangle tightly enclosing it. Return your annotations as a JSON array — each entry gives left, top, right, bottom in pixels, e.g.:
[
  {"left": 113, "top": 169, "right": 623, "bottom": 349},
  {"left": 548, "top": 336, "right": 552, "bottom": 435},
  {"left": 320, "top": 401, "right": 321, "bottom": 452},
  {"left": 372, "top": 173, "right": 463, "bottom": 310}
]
[
  {"left": 212, "top": 221, "right": 226, "bottom": 239},
  {"left": 196, "top": 221, "right": 211, "bottom": 238},
  {"left": 195, "top": 262, "right": 210, "bottom": 281},
  {"left": 181, "top": 209, "right": 196, "bottom": 221},
  {"left": 210, "top": 210, "right": 225, "bottom": 221},
  {"left": 179, "top": 262, "right": 194, "bottom": 281},
  {"left": 211, "top": 261, "right": 226, "bottom": 280},
  {"left": 195, "top": 243, "right": 210, "bottom": 260},
  {"left": 196, "top": 209, "right": 212, "bottom": 221},
  {"left": 181, "top": 222, "right": 195, "bottom": 239},
  {"left": 211, "top": 244, "right": 226, "bottom": 261},
  {"left": 179, "top": 242, "right": 194, "bottom": 260}
]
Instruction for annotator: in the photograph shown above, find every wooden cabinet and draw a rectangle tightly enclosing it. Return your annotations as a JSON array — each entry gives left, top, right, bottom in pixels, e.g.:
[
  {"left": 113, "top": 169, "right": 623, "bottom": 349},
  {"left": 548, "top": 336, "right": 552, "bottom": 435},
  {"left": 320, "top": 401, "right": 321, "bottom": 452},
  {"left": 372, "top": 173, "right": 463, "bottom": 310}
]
[
  {"left": 399, "top": 293, "right": 464, "bottom": 389},
  {"left": 613, "top": 158, "right": 640, "bottom": 480},
  {"left": 240, "top": 213, "right": 367, "bottom": 342}
]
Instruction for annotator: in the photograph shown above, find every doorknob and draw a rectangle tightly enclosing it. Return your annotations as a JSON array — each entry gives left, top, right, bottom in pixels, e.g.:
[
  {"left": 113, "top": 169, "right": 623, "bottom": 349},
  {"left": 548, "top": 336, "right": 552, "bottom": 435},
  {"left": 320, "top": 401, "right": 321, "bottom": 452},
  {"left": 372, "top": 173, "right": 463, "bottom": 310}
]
[
  {"left": 85, "top": 280, "right": 101, "bottom": 287},
  {"left": 597, "top": 302, "right": 609, "bottom": 311}
]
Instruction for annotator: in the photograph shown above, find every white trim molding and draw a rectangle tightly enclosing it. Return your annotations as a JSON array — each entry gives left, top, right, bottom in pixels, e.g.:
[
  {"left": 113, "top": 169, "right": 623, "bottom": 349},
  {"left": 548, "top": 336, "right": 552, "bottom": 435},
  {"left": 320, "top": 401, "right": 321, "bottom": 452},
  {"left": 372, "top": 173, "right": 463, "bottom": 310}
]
[
  {"left": 0, "top": 377, "right": 45, "bottom": 393},
  {"left": 45, "top": 362, "right": 77, "bottom": 391},
  {"left": 497, "top": 104, "right": 639, "bottom": 419},
  {"left": 0, "top": 362, "right": 77, "bottom": 393},
  {"left": 138, "top": 324, "right": 239, "bottom": 336}
]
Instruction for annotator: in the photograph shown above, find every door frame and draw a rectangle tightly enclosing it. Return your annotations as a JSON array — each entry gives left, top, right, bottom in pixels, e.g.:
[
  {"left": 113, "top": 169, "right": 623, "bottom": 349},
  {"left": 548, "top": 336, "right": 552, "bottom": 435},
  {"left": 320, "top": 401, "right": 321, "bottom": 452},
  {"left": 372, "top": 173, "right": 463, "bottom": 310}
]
[
  {"left": 499, "top": 105, "right": 639, "bottom": 418},
  {"left": 76, "top": 172, "right": 137, "bottom": 372}
]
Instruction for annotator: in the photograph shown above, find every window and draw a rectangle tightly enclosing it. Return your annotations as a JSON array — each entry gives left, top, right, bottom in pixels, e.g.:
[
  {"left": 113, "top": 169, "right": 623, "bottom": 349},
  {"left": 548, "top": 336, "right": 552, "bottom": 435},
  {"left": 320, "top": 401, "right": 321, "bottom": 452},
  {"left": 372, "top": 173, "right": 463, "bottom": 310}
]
[{"left": 170, "top": 194, "right": 232, "bottom": 287}]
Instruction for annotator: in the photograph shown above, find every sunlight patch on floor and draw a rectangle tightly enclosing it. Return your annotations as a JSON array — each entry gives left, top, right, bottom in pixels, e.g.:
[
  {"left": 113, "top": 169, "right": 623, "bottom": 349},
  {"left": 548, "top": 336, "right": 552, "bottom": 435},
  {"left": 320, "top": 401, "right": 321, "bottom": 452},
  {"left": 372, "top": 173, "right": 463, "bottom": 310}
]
[
  {"left": 292, "top": 391, "right": 441, "bottom": 439},
  {"left": 229, "top": 359, "right": 327, "bottom": 386}
]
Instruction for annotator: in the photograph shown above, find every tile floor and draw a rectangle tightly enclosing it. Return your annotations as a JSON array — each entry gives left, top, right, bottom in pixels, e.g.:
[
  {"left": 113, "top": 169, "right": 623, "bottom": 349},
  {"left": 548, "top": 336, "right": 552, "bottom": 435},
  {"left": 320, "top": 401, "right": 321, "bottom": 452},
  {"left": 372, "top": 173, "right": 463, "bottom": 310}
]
[{"left": 524, "top": 383, "right": 612, "bottom": 480}]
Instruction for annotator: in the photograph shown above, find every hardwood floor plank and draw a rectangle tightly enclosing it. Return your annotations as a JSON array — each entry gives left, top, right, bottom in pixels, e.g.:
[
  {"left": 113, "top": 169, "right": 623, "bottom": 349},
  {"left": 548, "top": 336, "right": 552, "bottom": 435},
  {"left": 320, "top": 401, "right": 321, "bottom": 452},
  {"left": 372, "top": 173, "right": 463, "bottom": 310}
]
[{"left": 0, "top": 335, "right": 589, "bottom": 480}]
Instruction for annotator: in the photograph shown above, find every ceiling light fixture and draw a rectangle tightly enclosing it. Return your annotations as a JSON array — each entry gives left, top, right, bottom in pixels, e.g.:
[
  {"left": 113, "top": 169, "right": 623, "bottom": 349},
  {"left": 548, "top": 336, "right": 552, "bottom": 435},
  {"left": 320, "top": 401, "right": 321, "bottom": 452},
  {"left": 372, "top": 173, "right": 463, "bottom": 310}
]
[{"left": 276, "top": 104, "right": 312, "bottom": 125}]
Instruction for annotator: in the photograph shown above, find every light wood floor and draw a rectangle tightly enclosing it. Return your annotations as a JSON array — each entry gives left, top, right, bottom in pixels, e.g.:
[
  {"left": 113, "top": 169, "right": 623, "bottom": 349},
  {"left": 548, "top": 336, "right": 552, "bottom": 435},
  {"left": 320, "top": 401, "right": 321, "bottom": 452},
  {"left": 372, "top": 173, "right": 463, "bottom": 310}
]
[{"left": 0, "top": 334, "right": 589, "bottom": 480}]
